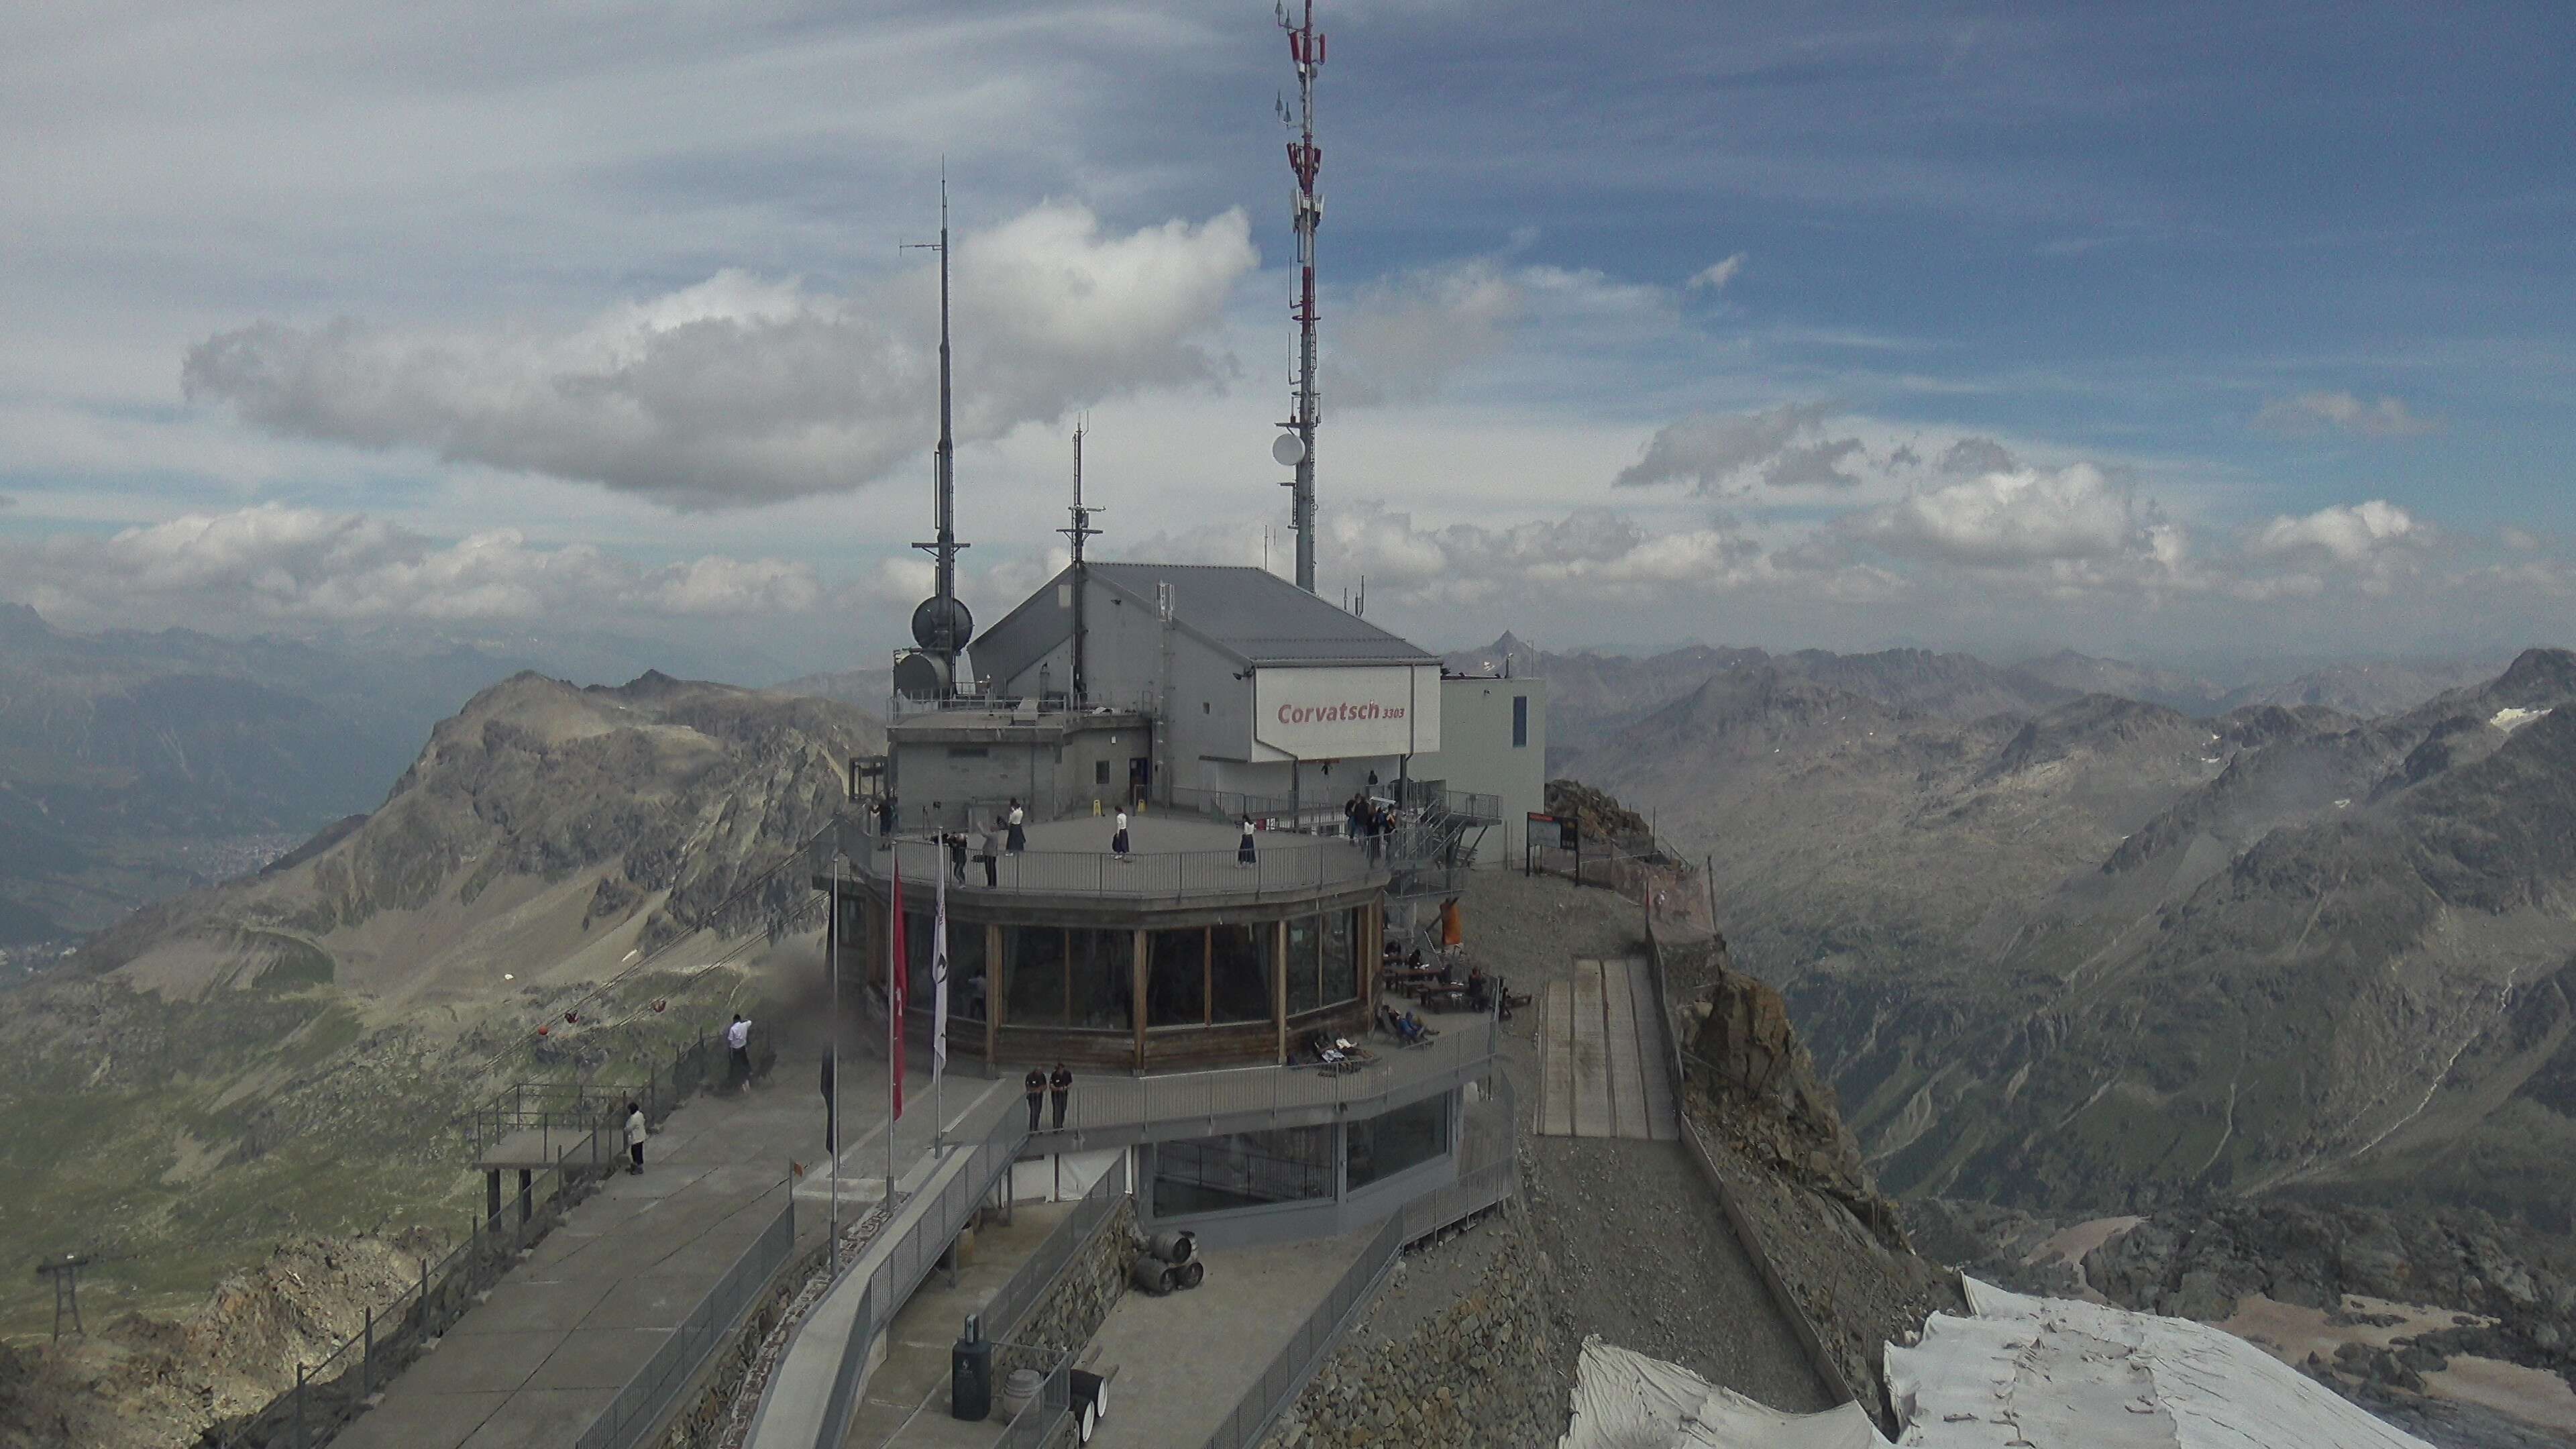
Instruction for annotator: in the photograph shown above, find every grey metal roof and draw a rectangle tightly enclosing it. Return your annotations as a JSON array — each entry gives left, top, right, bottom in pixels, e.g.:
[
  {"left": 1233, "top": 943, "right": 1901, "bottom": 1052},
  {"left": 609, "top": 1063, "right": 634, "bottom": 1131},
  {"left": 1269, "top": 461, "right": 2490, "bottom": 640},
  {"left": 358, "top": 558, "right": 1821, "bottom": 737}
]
[
  {"left": 967, "top": 562, "right": 1435, "bottom": 688},
  {"left": 1083, "top": 562, "right": 1438, "bottom": 666}
]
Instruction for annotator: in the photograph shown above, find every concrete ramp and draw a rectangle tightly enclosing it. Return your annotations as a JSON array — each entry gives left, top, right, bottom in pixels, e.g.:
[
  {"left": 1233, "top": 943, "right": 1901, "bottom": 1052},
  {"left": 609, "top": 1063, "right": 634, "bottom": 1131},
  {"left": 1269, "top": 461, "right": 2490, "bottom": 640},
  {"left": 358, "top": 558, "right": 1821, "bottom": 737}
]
[{"left": 1537, "top": 958, "right": 1678, "bottom": 1140}]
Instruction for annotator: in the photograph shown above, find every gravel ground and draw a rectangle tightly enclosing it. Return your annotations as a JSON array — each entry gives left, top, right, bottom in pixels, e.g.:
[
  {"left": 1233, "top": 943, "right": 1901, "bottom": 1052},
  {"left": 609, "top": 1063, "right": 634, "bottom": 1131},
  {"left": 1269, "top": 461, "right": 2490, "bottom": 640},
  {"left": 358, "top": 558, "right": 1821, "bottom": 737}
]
[{"left": 1453, "top": 867, "right": 1835, "bottom": 1414}]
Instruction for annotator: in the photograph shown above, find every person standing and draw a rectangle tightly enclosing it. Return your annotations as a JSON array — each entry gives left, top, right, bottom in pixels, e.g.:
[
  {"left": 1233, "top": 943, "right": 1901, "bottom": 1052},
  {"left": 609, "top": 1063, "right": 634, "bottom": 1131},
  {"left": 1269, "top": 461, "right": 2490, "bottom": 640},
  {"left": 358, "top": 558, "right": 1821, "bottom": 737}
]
[
  {"left": 1024, "top": 1066, "right": 1046, "bottom": 1132},
  {"left": 1111, "top": 808, "right": 1132, "bottom": 861},
  {"left": 1238, "top": 814, "right": 1257, "bottom": 868},
  {"left": 820, "top": 1054, "right": 837, "bottom": 1153},
  {"left": 1006, "top": 799, "right": 1026, "bottom": 853},
  {"left": 946, "top": 831, "right": 968, "bottom": 885},
  {"left": 979, "top": 820, "right": 1002, "bottom": 888},
  {"left": 623, "top": 1100, "right": 647, "bottom": 1174},
  {"left": 1049, "top": 1063, "right": 1073, "bottom": 1130},
  {"left": 727, "top": 1013, "right": 753, "bottom": 1093}
]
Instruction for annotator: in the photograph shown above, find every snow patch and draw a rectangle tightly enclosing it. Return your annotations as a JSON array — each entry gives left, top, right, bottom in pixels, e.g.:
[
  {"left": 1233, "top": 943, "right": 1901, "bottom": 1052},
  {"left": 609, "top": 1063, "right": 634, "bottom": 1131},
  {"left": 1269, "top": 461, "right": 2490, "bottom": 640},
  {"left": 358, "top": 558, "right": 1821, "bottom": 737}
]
[{"left": 2492, "top": 706, "right": 2551, "bottom": 733}]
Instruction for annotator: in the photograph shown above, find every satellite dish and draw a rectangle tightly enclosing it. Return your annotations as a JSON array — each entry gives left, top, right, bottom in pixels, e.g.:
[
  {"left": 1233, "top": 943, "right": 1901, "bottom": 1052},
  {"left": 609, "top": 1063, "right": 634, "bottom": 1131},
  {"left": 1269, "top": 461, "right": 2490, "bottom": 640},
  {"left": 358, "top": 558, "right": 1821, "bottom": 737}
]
[
  {"left": 910, "top": 595, "right": 975, "bottom": 652},
  {"left": 892, "top": 651, "right": 953, "bottom": 700},
  {"left": 1271, "top": 432, "right": 1307, "bottom": 468}
]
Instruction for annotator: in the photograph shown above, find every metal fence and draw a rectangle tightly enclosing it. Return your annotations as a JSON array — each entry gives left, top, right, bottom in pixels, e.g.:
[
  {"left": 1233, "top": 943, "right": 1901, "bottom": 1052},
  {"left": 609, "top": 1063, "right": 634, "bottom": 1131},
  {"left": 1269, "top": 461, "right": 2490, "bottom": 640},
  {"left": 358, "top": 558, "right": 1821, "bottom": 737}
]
[
  {"left": 215, "top": 1134, "right": 607, "bottom": 1448},
  {"left": 981, "top": 1155, "right": 1130, "bottom": 1342},
  {"left": 806, "top": 1104, "right": 1032, "bottom": 1449},
  {"left": 574, "top": 1195, "right": 797, "bottom": 1449},
  {"left": 464, "top": 1020, "right": 739, "bottom": 1159},
  {"left": 993, "top": 1354, "right": 1076, "bottom": 1449},
  {"left": 1033, "top": 1016, "right": 1498, "bottom": 1151},
  {"left": 855, "top": 836, "right": 1383, "bottom": 902},
  {"left": 1195, "top": 1069, "right": 1522, "bottom": 1449}
]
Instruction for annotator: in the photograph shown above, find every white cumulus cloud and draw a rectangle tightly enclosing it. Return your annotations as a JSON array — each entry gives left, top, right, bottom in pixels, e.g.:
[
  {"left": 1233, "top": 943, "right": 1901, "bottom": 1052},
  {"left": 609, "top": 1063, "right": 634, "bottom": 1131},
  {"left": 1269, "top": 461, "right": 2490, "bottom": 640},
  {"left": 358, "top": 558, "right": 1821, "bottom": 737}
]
[
  {"left": 2250, "top": 500, "right": 2420, "bottom": 563},
  {"left": 1845, "top": 462, "right": 2180, "bottom": 574},
  {"left": 182, "top": 203, "right": 1258, "bottom": 511},
  {"left": 2254, "top": 390, "right": 2439, "bottom": 439},
  {"left": 1614, "top": 401, "right": 1845, "bottom": 494},
  {"left": 3, "top": 504, "right": 821, "bottom": 631},
  {"left": 1688, "top": 253, "right": 1747, "bottom": 290}
]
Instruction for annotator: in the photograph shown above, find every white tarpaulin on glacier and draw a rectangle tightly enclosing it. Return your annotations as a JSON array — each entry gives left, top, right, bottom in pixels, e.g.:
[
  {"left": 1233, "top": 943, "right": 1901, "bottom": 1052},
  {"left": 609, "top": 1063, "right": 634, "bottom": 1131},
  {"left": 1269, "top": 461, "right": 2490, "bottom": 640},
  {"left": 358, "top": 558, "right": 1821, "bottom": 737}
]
[{"left": 1558, "top": 1278, "right": 2434, "bottom": 1449}]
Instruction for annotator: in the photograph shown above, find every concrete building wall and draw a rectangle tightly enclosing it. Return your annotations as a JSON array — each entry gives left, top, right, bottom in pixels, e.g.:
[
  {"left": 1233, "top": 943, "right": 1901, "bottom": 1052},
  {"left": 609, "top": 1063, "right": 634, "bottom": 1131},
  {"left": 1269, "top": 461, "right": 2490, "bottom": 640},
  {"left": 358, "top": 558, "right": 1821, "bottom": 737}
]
[{"left": 1419, "top": 677, "right": 1548, "bottom": 860}]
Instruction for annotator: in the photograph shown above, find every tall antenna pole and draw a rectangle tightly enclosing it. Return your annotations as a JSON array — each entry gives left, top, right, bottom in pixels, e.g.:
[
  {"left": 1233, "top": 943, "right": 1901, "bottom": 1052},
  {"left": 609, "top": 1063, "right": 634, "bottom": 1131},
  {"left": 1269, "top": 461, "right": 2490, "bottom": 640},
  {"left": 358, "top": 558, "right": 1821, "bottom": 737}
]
[
  {"left": 1278, "top": 1, "right": 1326, "bottom": 594},
  {"left": 905, "top": 174, "right": 971, "bottom": 693},
  {"left": 1058, "top": 420, "right": 1105, "bottom": 706}
]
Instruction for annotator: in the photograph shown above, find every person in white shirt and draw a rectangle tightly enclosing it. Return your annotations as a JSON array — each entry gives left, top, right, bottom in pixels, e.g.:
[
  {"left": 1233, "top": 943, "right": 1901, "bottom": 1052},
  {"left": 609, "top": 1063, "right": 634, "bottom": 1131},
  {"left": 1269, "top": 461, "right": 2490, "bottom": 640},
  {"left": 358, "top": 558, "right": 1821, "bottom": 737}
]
[
  {"left": 726, "top": 1014, "right": 753, "bottom": 1093},
  {"left": 1005, "top": 799, "right": 1026, "bottom": 853},
  {"left": 623, "top": 1101, "right": 647, "bottom": 1174},
  {"left": 1238, "top": 815, "right": 1256, "bottom": 867},
  {"left": 1111, "top": 809, "right": 1131, "bottom": 860}
]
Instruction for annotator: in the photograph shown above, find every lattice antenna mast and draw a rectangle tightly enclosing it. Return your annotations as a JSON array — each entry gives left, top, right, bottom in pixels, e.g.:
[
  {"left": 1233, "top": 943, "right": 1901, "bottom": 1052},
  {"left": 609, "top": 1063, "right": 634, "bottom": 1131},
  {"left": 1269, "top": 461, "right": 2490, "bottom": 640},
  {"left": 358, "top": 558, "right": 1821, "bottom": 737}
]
[
  {"left": 1059, "top": 420, "right": 1106, "bottom": 704},
  {"left": 1277, "top": 0, "right": 1326, "bottom": 593},
  {"left": 902, "top": 173, "right": 971, "bottom": 692}
]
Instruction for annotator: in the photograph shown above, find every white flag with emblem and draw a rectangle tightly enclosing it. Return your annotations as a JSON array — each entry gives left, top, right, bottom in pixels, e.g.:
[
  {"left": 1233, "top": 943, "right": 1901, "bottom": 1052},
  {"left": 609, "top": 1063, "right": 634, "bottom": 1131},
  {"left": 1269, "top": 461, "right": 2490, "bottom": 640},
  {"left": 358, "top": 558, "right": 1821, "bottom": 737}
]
[{"left": 932, "top": 863, "right": 950, "bottom": 1075}]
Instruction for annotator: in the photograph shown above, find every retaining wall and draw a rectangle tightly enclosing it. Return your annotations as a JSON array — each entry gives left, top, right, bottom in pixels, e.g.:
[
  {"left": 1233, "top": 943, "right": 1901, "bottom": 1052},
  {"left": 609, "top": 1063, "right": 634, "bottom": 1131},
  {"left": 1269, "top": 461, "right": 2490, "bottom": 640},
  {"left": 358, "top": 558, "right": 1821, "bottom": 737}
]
[{"left": 996, "top": 1199, "right": 1139, "bottom": 1386}]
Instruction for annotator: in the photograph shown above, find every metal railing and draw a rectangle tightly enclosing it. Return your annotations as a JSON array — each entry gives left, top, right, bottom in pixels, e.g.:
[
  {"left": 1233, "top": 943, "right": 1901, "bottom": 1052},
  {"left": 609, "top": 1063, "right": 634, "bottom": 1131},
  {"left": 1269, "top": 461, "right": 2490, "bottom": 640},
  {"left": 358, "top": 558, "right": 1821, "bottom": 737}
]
[
  {"left": 1195, "top": 1069, "right": 1521, "bottom": 1449},
  {"left": 215, "top": 1133, "right": 608, "bottom": 1448},
  {"left": 1395, "top": 780, "right": 1503, "bottom": 824},
  {"left": 1030, "top": 1016, "right": 1498, "bottom": 1152},
  {"left": 981, "top": 1155, "right": 1130, "bottom": 1342},
  {"left": 805, "top": 1104, "right": 1032, "bottom": 1449},
  {"left": 464, "top": 1022, "right": 745, "bottom": 1159},
  {"left": 575, "top": 1195, "right": 796, "bottom": 1449},
  {"left": 851, "top": 837, "right": 1384, "bottom": 902},
  {"left": 993, "top": 1353, "right": 1075, "bottom": 1449}
]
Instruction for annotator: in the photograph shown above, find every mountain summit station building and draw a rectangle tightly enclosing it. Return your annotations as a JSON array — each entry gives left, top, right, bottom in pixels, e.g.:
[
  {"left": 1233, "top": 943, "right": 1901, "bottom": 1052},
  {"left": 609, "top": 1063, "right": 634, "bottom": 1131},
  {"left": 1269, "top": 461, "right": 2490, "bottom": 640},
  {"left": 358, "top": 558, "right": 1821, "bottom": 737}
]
[{"left": 812, "top": 561, "right": 1542, "bottom": 1243}]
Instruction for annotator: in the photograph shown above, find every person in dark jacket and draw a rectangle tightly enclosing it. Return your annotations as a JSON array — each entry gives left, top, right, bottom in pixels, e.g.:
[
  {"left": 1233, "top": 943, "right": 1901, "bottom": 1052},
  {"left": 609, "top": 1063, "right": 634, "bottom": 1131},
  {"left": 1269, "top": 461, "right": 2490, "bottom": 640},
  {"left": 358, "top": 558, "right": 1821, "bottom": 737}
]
[
  {"left": 1049, "top": 1063, "right": 1073, "bottom": 1130},
  {"left": 820, "top": 1055, "right": 837, "bottom": 1153},
  {"left": 946, "top": 831, "right": 968, "bottom": 885},
  {"left": 1025, "top": 1067, "right": 1046, "bottom": 1132}
]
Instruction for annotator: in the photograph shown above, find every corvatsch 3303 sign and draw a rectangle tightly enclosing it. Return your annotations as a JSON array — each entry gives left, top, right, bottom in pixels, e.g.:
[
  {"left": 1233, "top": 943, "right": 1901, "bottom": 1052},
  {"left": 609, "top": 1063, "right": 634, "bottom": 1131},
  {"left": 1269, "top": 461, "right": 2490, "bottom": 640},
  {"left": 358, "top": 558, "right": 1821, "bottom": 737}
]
[{"left": 1251, "top": 664, "right": 1442, "bottom": 760}]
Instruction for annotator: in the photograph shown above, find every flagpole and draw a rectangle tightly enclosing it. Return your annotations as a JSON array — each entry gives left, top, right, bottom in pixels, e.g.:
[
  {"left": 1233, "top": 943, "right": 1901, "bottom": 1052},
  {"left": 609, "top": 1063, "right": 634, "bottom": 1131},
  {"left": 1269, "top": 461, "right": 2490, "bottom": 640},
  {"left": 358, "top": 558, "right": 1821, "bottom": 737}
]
[
  {"left": 933, "top": 855, "right": 947, "bottom": 1151},
  {"left": 826, "top": 851, "right": 841, "bottom": 1268},
  {"left": 888, "top": 839, "right": 903, "bottom": 1208}
]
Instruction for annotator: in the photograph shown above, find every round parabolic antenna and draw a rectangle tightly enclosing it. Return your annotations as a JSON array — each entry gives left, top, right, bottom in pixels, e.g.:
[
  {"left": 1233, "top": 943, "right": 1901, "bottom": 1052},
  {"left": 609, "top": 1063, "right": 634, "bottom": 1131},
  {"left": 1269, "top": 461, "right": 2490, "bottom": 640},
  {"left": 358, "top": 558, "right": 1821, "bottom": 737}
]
[
  {"left": 891, "top": 651, "right": 951, "bottom": 700},
  {"left": 1271, "top": 431, "right": 1307, "bottom": 467},
  {"left": 910, "top": 595, "right": 975, "bottom": 651}
]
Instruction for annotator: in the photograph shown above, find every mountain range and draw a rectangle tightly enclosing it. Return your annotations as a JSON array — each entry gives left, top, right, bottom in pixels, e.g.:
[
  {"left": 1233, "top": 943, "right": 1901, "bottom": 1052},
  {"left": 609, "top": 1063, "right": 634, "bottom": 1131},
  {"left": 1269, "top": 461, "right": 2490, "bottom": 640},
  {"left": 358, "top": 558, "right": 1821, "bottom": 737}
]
[{"left": 1567, "top": 643, "right": 2576, "bottom": 1229}]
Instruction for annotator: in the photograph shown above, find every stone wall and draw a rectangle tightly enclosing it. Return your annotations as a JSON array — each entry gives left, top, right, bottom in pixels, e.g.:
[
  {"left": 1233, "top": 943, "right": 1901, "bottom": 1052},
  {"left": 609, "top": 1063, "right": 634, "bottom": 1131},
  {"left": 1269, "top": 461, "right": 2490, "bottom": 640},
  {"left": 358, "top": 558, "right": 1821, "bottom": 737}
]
[
  {"left": 996, "top": 1199, "right": 1139, "bottom": 1384},
  {"left": 1256, "top": 1203, "right": 1561, "bottom": 1449}
]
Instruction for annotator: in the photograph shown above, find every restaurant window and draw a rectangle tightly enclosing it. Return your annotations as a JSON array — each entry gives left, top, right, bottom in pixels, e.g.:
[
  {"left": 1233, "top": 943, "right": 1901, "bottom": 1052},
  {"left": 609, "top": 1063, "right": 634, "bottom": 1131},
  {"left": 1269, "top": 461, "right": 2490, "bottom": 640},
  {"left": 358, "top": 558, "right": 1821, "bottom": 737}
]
[
  {"left": 1211, "top": 922, "right": 1273, "bottom": 1024},
  {"left": 1004, "top": 926, "right": 1069, "bottom": 1026},
  {"left": 1068, "top": 928, "right": 1133, "bottom": 1031},
  {"left": 950, "top": 920, "right": 989, "bottom": 1022},
  {"left": 1146, "top": 928, "right": 1207, "bottom": 1027},
  {"left": 1512, "top": 695, "right": 1528, "bottom": 749},
  {"left": 1322, "top": 908, "right": 1358, "bottom": 1006},
  {"left": 1151, "top": 1125, "right": 1336, "bottom": 1216},
  {"left": 1347, "top": 1095, "right": 1447, "bottom": 1191},
  {"left": 1284, "top": 916, "right": 1322, "bottom": 1016}
]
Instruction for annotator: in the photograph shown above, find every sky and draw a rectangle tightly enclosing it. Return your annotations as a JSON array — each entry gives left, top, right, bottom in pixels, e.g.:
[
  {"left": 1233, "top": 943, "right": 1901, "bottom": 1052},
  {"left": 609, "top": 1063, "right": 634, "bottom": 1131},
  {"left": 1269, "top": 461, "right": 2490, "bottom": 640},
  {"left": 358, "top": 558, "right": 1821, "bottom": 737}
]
[{"left": 2, "top": 0, "right": 2571, "bottom": 681}]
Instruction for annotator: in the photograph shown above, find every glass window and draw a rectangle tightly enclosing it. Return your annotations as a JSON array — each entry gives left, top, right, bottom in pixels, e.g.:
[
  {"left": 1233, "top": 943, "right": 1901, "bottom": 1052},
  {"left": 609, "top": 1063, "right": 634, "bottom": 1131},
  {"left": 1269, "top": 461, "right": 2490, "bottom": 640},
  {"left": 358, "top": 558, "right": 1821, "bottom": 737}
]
[
  {"left": 1283, "top": 916, "right": 1321, "bottom": 1016},
  {"left": 951, "top": 920, "right": 989, "bottom": 1022},
  {"left": 1005, "top": 926, "right": 1068, "bottom": 1026},
  {"left": 905, "top": 910, "right": 938, "bottom": 1010},
  {"left": 1068, "top": 928, "right": 1133, "bottom": 1032},
  {"left": 1146, "top": 928, "right": 1206, "bottom": 1027},
  {"left": 1151, "top": 1126, "right": 1336, "bottom": 1216},
  {"left": 1513, "top": 694, "right": 1527, "bottom": 748},
  {"left": 1212, "top": 922, "right": 1273, "bottom": 1024},
  {"left": 1347, "top": 1095, "right": 1448, "bottom": 1191},
  {"left": 1322, "top": 908, "right": 1358, "bottom": 1006}
]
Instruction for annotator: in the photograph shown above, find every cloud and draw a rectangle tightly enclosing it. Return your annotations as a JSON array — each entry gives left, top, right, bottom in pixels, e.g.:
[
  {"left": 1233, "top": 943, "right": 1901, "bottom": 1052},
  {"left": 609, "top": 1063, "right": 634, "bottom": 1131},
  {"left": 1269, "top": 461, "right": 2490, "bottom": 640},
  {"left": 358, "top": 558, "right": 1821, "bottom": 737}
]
[
  {"left": 1687, "top": 253, "right": 1747, "bottom": 290},
  {"left": 2, "top": 503, "right": 820, "bottom": 631},
  {"left": 1762, "top": 437, "right": 1867, "bottom": 489},
  {"left": 2253, "top": 390, "right": 2440, "bottom": 438},
  {"left": 1937, "top": 435, "right": 2019, "bottom": 475},
  {"left": 2502, "top": 527, "right": 2542, "bottom": 553},
  {"left": 1845, "top": 462, "right": 2178, "bottom": 574},
  {"left": 182, "top": 203, "right": 1257, "bottom": 510},
  {"left": 1614, "top": 401, "right": 1845, "bottom": 494},
  {"left": 1335, "top": 260, "right": 1527, "bottom": 406},
  {"left": 2249, "top": 500, "right": 2420, "bottom": 563},
  {"left": 1884, "top": 443, "right": 1922, "bottom": 470},
  {"left": 0, "top": 494, "right": 14, "bottom": 509}
]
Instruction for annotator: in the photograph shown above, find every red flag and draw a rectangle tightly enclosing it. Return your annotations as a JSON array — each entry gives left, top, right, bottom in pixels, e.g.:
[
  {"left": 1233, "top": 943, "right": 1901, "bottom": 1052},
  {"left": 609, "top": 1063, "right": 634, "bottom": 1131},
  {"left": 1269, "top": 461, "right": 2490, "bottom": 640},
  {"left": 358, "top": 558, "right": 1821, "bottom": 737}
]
[{"left": 890, "top": 848, "right": 906, "bottom": 1119}]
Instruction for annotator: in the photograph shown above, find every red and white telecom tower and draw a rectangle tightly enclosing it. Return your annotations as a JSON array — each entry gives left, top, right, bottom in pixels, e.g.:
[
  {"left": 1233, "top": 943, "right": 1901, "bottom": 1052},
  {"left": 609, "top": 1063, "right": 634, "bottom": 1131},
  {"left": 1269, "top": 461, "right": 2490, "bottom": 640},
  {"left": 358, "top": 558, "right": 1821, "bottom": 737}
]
[{"left": 1275, "top": 0, "right": 1326, "bottom": 594}]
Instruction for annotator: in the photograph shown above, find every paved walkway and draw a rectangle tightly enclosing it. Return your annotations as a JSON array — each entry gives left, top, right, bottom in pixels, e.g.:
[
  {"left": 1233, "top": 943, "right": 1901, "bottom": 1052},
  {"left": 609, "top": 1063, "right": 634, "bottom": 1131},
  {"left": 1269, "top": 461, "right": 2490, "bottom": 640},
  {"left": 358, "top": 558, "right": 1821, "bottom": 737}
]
[
  {"left": 339, "top": 1041, "right": 978, "bottom": 1449},
  {"left": 839, "top": 1199, "right": 1077, "bottom": 1448},
  {"left": 1080, "top": 1228, "right": 1377, "bottom": 1449}
]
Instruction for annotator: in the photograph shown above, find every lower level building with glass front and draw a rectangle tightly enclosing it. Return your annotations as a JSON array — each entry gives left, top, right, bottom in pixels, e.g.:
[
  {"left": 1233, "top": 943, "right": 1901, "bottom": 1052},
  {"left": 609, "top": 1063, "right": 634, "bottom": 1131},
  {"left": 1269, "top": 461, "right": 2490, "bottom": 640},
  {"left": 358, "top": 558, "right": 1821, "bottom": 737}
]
[{"left": 819, "top": 813, "right": 1384, "bottom": 1070}]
